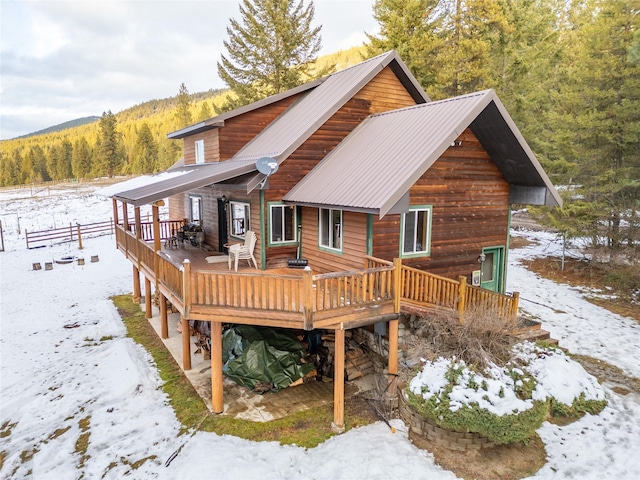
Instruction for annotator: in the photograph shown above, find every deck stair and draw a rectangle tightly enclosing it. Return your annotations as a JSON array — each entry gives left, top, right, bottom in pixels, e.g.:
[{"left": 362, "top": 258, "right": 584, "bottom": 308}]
[{"left": 513, "top": 317, "right": 558, "bottom": 344}]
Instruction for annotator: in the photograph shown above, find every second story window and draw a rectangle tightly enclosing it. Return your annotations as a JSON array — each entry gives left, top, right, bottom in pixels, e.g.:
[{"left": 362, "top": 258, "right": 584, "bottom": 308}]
[
  {"left": 195, "top": 139, "right": 205, "bottom": 164},
  {"left": 230, "top": 201, "right": 250, "bottom": 238}
]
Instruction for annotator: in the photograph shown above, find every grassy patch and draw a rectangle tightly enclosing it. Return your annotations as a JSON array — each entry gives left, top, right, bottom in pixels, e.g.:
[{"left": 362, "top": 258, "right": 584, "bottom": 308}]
[
  {"left": 49, "top": 426, "right": 72, "bottom": 441},
  {"left": 522, "top": 257, "right": 639, "bottom": 324},
  {"left": 75, "top": 415, "right": 91, "bottom": 471},
  {"left": 0, "top": 421, "right": 16, "bottom": 439},
  {"left": 111, "top": 294, "right": 373, "bottom": 449}
]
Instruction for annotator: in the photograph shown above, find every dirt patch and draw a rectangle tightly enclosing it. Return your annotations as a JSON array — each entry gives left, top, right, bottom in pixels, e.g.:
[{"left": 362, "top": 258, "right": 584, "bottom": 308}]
[{"left": 410, "top": 431, "right": 546, "bottom": 480}]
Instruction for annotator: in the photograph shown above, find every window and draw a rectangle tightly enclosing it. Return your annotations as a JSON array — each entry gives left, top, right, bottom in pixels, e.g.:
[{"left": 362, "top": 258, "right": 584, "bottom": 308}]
[
  {"left": 319, "top": 208, "right": 342, "bottom": 251},
  {"left": 195, "top": 139, "right": 204, "bottom": 164},
  {"left": 230, "top": 201, "right": 250, "bottom": 238},
  {"left": 269, "top": 203, "right": 297, "bottom": 244},
  {"left": 401, "top": 206, "right": 432, "bottom": 256},
  {"left": 189, "top": 195, "right": 202, "bottom": 225}
]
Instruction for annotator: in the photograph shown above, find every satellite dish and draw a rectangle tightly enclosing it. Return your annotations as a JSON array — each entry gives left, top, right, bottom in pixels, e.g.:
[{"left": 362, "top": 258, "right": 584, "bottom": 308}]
[{"left": 256, "top": 156, "right": 279, "bottom": 176}]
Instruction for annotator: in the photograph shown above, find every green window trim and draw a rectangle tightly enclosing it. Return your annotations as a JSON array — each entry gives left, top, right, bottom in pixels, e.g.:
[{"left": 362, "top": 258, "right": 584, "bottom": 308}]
[
  {"left": 400, "top": 205, "right": 432, "bottom": 258},
  {"left": 267, "top": 202, "right": 298, "bottom": 246},
  {"left": 318, "top": 207, "right": 343, "bottom": 254}
]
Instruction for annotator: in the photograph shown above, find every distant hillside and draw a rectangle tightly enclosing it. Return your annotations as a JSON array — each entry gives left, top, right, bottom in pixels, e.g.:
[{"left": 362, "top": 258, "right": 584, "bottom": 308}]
[{"left": 16, "top": 116, "right": 101, "bottom": 139}]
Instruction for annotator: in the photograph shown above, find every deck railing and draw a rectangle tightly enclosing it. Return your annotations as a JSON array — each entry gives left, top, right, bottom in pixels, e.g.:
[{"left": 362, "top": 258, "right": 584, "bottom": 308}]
[
  {"left": 121, "top": 220, "right": 184, "bottom": 242},
  {"left": 398, "top": 263, "right": 519, "bottom": 322},
  {"left": 115, "top": 223, "right": 517, "bottom": 327}
]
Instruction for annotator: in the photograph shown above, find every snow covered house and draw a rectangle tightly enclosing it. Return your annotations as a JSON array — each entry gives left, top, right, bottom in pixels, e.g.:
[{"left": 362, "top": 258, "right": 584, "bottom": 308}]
[{"left": 109, "top": 51, "right": 561, "bottom": 430}]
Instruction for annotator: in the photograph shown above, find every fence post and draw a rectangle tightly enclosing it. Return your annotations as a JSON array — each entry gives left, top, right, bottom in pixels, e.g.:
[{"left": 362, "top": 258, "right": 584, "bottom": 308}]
[
  {"left": 393, "top": 258, "right": 403, "bottom": 313},
  {"left": 77, "top": 225, "right": 83, "bottom": 250},
  {"left": 25, "top": 229, "right": 29, "bottom": 249},
  {"left": 457, "top": 275, "right": 467, "bottom": 323},
  {"left": 0, "top": 220, "right": 4, "bottom": 252}
]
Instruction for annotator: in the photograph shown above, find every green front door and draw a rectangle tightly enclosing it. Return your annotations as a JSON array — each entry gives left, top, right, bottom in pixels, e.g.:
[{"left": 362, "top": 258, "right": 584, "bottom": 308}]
[{"left": 481, "top": 246, "right": 505, "bottom": 293}]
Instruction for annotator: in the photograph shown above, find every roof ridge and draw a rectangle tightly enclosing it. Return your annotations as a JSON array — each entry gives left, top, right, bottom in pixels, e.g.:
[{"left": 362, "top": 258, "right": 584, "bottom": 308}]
[{"left": 371, "top": 89, "right": 493, "bottom": 118}]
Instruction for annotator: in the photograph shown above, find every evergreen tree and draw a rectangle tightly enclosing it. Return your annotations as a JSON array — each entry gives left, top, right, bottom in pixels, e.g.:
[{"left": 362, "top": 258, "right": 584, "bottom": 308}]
[
  {"left": 196, "top": 101, "right": 213, "bottom": 122},
  {"left": 95, "top": 110, "right": 125, "bottom": 178},
  {"left": 216, "top": 0, "right": 329, "bottom": 112},
  {"left": 132, "top": 123, "right": 159, "bottom": 173},
  {"left": 366, "top": 0, "right": 444, "bottom": 89},
  {"left": 553, "top": 0, "right": 640, "bottom": 254},
  {"left": 29, "top": 145, "right": 50, "bottom": 183},
  {"left": 174, "top": 83, "right": 193, "bottom": 129},
  {"left": 72, "top": 137, "right": 93, "bottom": 179}
]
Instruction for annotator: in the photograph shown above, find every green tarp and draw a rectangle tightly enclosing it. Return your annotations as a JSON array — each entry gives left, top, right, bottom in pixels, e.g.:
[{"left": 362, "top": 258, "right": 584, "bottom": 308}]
[{"left": 222, "top": 325, "right": 315, "bottom": 392}]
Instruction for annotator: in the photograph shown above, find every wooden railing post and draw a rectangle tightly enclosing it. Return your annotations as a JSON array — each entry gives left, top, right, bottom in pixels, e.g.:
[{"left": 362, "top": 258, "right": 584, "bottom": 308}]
[
  {"left": 302, "top": 268, "right": 313, "bottom": 330},
  {"left": 182, "top": 259, "right": 191, "bottom": 319},
  {"left": 393, "top": 258, "right": 403, "bottom": 313},
  {"left": 457, "top": 275, "right": 467, "bottom": 323},
  {"left": 510, "top": 291, "right": 520, "bottom": 322}
]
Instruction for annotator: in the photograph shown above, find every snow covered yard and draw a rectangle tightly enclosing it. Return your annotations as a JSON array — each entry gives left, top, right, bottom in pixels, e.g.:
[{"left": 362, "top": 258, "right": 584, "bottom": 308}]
[{"left": 1, "top": 184, "right": 639, "bottom": 479}]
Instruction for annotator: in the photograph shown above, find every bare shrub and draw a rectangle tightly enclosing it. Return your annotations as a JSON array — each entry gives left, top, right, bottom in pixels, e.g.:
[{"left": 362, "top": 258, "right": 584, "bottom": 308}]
[{"left": 412, "top": 308, "right": 517, "bottom": 369}]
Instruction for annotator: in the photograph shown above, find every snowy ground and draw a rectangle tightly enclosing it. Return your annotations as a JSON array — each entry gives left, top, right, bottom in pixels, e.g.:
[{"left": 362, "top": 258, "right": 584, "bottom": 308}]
[{"left": 1, "top": 184, "right": 639, "bottom": 479}]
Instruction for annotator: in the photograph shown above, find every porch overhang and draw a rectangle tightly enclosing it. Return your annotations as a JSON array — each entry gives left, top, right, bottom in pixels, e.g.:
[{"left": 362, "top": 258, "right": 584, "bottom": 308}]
[
  {"left": 112, "top": 160, "right": 257, "bottom": 207},
  {"left": 284, "top": 191, "right": 410, "bottom": 218}
]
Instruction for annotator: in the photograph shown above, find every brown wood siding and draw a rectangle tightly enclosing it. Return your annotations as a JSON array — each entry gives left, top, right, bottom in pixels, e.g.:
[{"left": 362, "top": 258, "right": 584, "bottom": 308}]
[
  {"left": 299, "top": 207, "right": 367, "bottom": 274},
  {"left": 372, "top": 130, "right": 510, "bottom": 280},
  {"left": 219, "top": 96, "right": 301, "bottom": 160},
  {"left": 183, "top": 129, "right": 220, "bottom": 165},
  {"left": 168, "top": 193, "right": 186, "bottom": 222},
  {"left": 355, "top": 66, "right": 418, "bottom": 113}
]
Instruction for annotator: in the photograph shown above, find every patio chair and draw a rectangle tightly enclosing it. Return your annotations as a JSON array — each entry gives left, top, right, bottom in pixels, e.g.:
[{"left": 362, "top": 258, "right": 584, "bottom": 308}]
[{"left": 228, "top": 230, "right": 258, "bottom": 272}]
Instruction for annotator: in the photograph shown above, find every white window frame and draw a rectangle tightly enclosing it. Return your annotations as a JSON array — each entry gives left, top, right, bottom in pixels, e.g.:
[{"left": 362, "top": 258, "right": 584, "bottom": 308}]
[
  {"left": 195, "top": 139, "right": 205, "bottom": 164},
  {"left": 229, "top": 200, "right": 250, "bottom": 239},
  {"left": 189, "top": 195, "right": 202, "bottom": 225},
  {"left": 400, "top": 205, "right": 432, "bottom": 257},
  {"left": 269, "top": 203, "right": 297, "bottom": 245},
  {"left": 319, "top": 208, "right": 343, "bottom": 252}
]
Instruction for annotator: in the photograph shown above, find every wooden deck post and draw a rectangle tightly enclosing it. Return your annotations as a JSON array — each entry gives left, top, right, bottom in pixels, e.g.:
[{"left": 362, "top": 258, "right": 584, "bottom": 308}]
[
  {"left": 211, "top": 321, "right": 224, "bottom": 413},
  {"left": 122, "top": 202, "right": 130, "bottom": 232},
  {"left": 302, "top": 268, "right": 314, "bottom": 330},
  {"left": 393, "top": 258, "right": 403, "bottom": 313},
  {"left": 181, "top": 259, "right": 192, "bottom": 371},
  {"left": 457, "top": 275, "right": 467, "bottom": 323},
  {"left": 152, "top": 204, "right": 161, "bottom": 253},
  {"left": 159, "top": 292, "right": 168, "bottom": 339},
  {"left": 134, "top": 207, "right": 141, "bottom": 239},
  {"left": 388, "top": 317, "right": 399, "bottom": 377},
  {"left": 112, "top": 198, "right": 119, "bottom": 227},
  {"left": 144, "top": 276, "right": 152, "bottom": 318},
  {"left": 132, "top": 265, "right": 141, "bottom": 303},
  {"left": 181, "top": 315, "right": 191, "bottom": 370},
  {"left": 332, "top": 327, "right": 345, "bottom": 433}
]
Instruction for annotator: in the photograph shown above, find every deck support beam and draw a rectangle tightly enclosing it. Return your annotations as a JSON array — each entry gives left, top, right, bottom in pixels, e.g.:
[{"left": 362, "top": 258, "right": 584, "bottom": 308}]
[
  {"left": 160, "top": 292, "right": 168, "bottom": 339},
  {"left": 144, "top": 276, "right": 152, "bottom": 318},
  {"left": 211, "top": 321, "right": 224, "bottom": 413},
  {"left": 388, "top": 317, "right": 398, "bottom": 377},
  {"left": 132, "top": 265, "right": 141, "bottom": 303},
  {"left": 181, "top": 315, "right": 191, "bottom": 370},
  {"left": 332, "top": 328, "right": 345, "bottom": 433}
]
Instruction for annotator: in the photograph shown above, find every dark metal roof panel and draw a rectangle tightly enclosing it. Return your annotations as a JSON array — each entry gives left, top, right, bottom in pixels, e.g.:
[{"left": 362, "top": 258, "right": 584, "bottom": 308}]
[
  {"left": 284, "top": 90, "right": 561, "bottom": 215},
  {"left": 232, "top": 50, "right": 430, "bottom": 164},
  {"left": 112, "top": 160, "right": 257, "bottom": 206}
]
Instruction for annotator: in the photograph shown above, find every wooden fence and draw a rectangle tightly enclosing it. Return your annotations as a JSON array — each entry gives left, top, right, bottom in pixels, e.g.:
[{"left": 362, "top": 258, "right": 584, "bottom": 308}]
[{"left": 25, "top": 220, "right": 115, "bottom": 249}]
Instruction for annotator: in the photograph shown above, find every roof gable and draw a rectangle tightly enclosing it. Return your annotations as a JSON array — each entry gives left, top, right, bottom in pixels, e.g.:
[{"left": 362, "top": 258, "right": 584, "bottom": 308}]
[
  {"left": 230, "top": 50, "right": 429, "bottom": 164},
  {"left": 284, "top": 89, "right": 561, "bottom": 216}
]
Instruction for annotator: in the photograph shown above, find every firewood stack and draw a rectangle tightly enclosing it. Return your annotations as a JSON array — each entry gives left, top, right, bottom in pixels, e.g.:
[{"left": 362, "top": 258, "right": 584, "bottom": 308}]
[
  {"left": 152, "top": 292, "right": 178, "bottom": 313},
  {"left": 319, "top": 331, "right": 375, "bottom": 381}
]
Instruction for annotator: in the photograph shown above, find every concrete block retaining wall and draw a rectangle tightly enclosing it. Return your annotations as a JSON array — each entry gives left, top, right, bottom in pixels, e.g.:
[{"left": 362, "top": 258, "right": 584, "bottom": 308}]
[{"left": 398, "top": 388, "right": 496, "bottom": 451}]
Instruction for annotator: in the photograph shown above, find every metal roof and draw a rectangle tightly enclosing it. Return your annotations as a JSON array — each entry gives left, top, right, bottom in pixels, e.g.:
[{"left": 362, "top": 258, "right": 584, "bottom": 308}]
[
  {"left": 231, "top": 50, "right": 429, "bottom": 164},
  {"left": 283, "top": 89, "right": 561, "bottom": 216},
  {"left": 112, "top": 159, "right": 257, "bottom": 207},
  {"left": 166, "top": 80, "right": 324, "bottom": 139}
]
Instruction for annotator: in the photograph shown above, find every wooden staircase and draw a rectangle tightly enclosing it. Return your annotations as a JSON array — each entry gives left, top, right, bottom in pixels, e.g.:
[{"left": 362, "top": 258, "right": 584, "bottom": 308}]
[{"left": 513, "top": 317, "right": 558, "bottom": 344}]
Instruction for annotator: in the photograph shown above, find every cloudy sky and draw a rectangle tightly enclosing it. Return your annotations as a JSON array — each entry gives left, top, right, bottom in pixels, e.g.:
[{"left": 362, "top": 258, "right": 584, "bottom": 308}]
[{"left": 0, "top": 0, "right": 377, "bottom": 140}]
